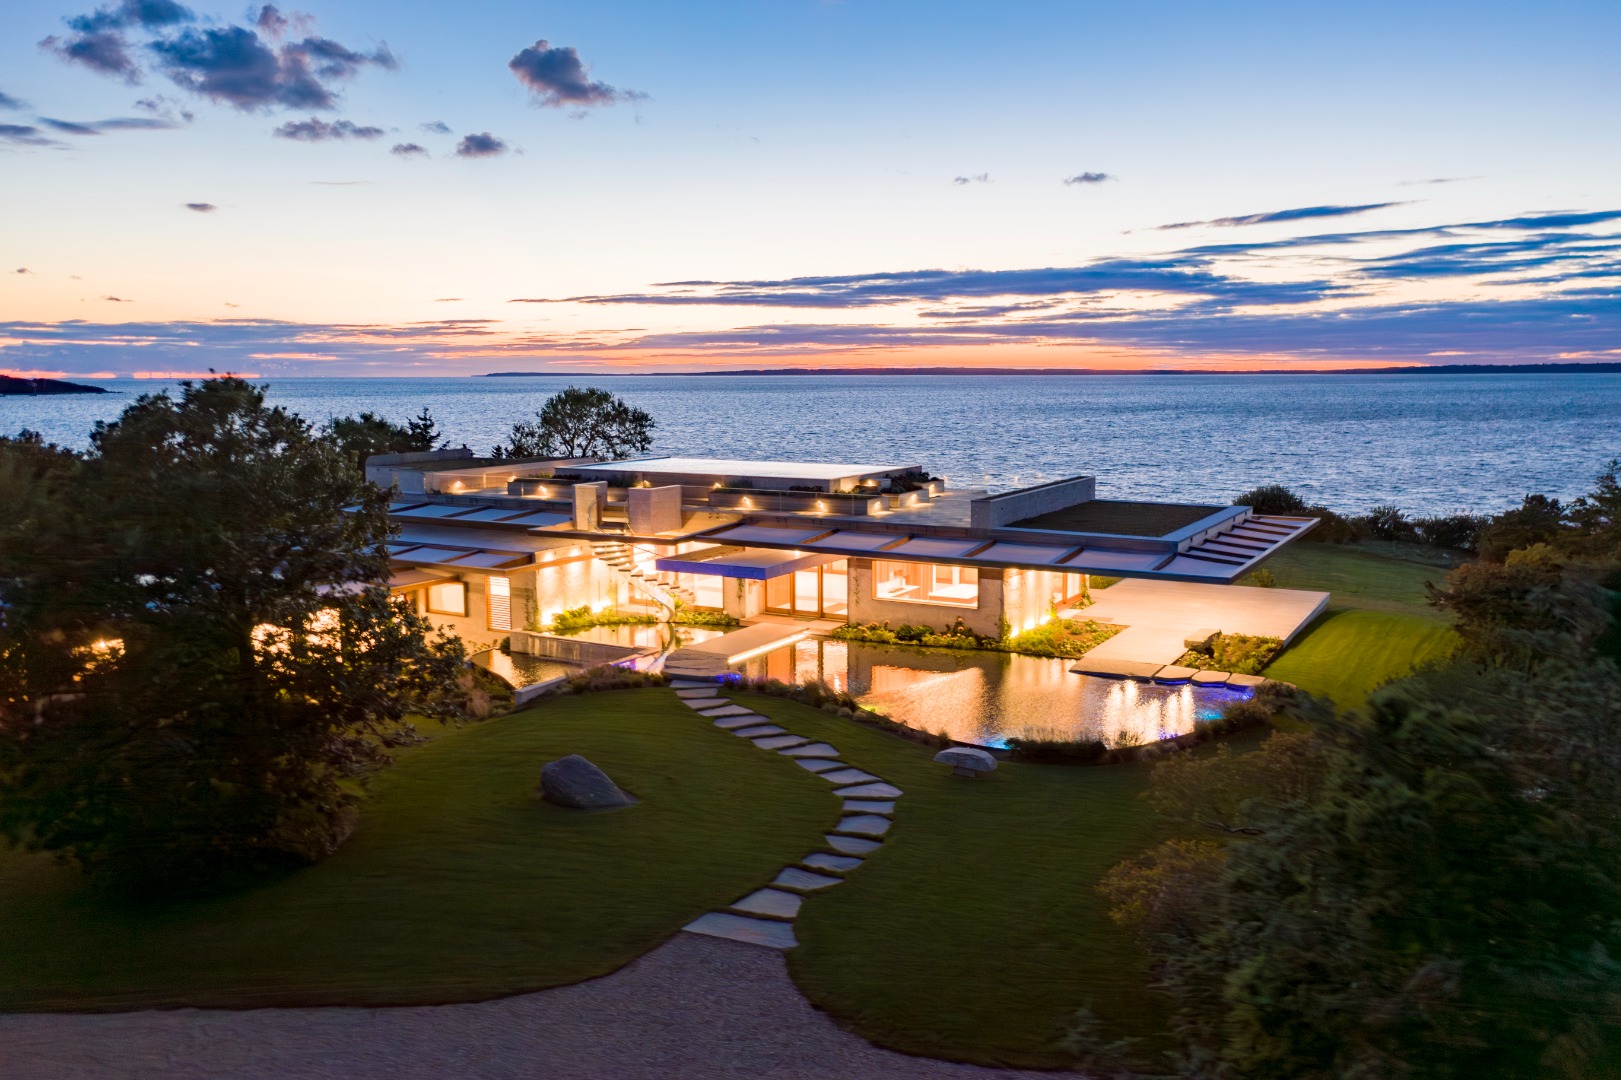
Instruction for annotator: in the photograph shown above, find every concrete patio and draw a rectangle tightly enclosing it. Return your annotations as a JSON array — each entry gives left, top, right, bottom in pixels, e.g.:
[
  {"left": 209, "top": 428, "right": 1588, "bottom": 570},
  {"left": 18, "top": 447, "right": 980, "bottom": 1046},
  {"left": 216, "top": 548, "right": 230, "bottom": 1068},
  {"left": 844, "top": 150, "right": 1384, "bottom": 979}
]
[{"left": 1068, "top": 578, "right": 1328, "bottom": 677}]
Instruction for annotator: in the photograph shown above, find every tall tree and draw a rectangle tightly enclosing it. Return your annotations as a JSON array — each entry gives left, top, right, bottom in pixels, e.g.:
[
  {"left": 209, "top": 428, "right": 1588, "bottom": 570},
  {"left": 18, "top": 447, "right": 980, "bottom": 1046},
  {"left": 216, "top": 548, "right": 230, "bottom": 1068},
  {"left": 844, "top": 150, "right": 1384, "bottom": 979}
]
[
  {"left": 326, "top": 408, "right": 440, "bottom": 477},
  {"left": 494, "top": 386, "right": 654, "bottom": 460},
  {"left": 0, "top": 380, "right": 463, "bottom": 894}
]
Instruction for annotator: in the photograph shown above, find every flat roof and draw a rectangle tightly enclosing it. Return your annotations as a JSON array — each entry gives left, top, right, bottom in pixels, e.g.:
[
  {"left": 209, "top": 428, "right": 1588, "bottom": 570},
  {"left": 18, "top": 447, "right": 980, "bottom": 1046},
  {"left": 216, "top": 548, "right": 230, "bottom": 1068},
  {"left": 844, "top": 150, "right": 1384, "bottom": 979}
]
[
  {"left": 1010, "top": 500, "right": 1226, "bottom": 537},
  {"left": 568, "top": 456, "right": 913, "bottom": 482}
]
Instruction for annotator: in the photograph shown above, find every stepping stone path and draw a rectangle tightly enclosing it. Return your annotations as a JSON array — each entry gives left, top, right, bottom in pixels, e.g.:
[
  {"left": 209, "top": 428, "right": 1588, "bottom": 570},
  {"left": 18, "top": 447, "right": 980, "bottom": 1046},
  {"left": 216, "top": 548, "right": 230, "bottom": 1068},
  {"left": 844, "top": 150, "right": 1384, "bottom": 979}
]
[{"left": 676, "top": 686, "right": 906, "bottom": 952}]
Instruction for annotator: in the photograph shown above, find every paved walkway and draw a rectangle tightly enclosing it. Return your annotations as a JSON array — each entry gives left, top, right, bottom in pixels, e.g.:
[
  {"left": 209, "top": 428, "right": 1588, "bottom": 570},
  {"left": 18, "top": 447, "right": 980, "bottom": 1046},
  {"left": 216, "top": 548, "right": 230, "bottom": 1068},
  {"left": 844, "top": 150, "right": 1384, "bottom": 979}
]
[{"left": 0, "top": 934, "right": 1056, "bottom": 1080}]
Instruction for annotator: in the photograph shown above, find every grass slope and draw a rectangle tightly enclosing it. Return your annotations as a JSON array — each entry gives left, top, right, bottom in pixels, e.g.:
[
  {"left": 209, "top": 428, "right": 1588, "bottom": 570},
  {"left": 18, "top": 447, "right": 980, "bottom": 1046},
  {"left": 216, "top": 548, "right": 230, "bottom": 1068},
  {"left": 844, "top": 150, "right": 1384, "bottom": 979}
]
[
  {"left": 0, "top": 689, "right": 831, "bottom": 1011},
  {"left": 1265, "top": 610, "right": 1458, "bottom": 710},
  {"left": 1262, "top": 541, "right": 1460, "bottom": 619},
  {"left": 731, "top": 693, "right": 1170, "bottom": 1069}
]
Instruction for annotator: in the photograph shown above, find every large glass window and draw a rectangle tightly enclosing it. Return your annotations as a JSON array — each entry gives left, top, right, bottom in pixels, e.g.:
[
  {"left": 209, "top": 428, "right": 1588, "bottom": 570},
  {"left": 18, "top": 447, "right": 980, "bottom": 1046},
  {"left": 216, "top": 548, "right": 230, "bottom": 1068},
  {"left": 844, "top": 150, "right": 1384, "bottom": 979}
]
[
  {"left": 426, "top": 581, "right": 468, "bottom": 616},
  {"left": 873, "top": 560, "right": 978, "bottom": 607}
]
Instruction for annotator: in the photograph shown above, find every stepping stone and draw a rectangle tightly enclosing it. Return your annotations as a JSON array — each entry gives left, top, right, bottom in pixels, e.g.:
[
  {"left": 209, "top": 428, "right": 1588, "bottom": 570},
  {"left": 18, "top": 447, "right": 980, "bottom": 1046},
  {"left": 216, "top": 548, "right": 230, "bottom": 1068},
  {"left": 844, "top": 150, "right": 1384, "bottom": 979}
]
[
  {"left": 670, "top": 679, "right": 719, "bottom": 689},
  {"left": 1154, "top": 665, "right": 1199, "bottom": 685},
  {"left": 796, "top": 758, "right": 843, "bottom": 774},
  {"left": 772, "top": 867, "right": 844, "bottom": 892},
  {"left": 752, "top": 734, "right": 808, "bottom": 750},
  {"left": 826, "top": 834, "right": 882, "bottom": 856},
  {"left": 730, "top": 888, "right": 802, "bottom": 919},
  {"left": 684, "top": 912, "right": 797, "bottom": 950},
  {"left": 675, "top": 688, "right": 719, "bottom": 699},
  {"left": 802, "top": 852, "right": 863, "bottom": 873},
  {"left": 834, "top": 814, "right": 892, "bottom": 838},
  {"left": 819, "top": 767, "right": 880, "bottom": 786},
  {"left": 779, "top": 742, "right": 840, "bottom": 759},
  {"left": 832, "top": 782, "right": 903, "bottom": 800},
  {"left": 682, "top": 697, "right": 730, "bottom": 711},
  {"left": 843, "top": 799, "right": 895, "bottom": 815},
  {"left": 733, "top": 724, "right": 786, "bottom": 739},
  {"left": 714, "top": 713, "right": 769, "bottom": 730},
  {"left": 699, "top": 704, "right": 756, "bottom": 718},
  {"left": 1190, "top": 670, "right": 1231, "bottom": 685},
  {"left": 1227, "top": 673, "right": 1266, "bottom": 689}
]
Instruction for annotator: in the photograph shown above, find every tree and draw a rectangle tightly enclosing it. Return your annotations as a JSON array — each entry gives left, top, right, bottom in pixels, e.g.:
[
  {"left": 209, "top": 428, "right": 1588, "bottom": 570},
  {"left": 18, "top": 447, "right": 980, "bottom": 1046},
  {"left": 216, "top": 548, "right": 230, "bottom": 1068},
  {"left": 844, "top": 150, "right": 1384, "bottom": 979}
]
[
  {"left": 326, "top": 408, "right": 440, "bottom": 477},
  {"left": 494, "top": 386, "right": 654, "bottom": 460},
  {"left": 1098, "top": 590, "right": 1621, "bottom": 1079},
  {"left": 1475, "top": 493, "right": 1567, "bottom": 562},
  {"left": 0, "top": 379, "right": 463, "bottom": 895}
]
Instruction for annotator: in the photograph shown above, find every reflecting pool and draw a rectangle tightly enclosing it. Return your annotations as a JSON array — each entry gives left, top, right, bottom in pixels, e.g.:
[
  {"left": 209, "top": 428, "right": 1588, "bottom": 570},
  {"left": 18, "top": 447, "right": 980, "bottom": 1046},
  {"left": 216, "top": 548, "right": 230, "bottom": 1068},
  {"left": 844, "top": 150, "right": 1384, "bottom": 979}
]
[
  {"left": 553, "top": 623, "right": 727, "bottom": 652},
  {"left": 472, "top": 649, "right": 577, "bottom": 689},
  {"left": 731, "top": 637, "right": 1249, "bottom": 749}
]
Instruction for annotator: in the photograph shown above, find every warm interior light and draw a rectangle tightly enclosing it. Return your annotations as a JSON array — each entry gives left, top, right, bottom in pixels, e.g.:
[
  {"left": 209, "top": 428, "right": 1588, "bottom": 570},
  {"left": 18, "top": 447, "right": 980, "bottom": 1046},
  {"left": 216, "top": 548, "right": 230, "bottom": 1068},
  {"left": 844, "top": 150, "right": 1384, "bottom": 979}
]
[
  {"left": 450, "top": 480, "right": 464, "bottom": 492},
  {"left": 816, "top": 500, "right": 827, "bottom": 511}
]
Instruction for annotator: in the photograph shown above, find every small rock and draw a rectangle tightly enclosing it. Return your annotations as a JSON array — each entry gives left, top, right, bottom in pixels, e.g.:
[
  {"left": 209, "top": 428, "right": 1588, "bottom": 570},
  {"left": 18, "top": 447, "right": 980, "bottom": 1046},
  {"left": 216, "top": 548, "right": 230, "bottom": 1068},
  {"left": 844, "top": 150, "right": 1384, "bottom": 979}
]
[
  {"left": 540, "top": 754, "right": 633, "bottom": 809},
  {"left": 934, "top": 746, "right": 997, "bottom": 778}
]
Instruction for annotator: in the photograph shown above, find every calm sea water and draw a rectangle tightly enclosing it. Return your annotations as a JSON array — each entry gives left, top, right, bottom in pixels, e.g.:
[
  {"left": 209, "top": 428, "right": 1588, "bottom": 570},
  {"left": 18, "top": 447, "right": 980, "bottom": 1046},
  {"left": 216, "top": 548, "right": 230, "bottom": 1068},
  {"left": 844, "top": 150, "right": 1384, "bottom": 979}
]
[{"left": 5, "top": 373, "right": 1618, "bottom": 514}]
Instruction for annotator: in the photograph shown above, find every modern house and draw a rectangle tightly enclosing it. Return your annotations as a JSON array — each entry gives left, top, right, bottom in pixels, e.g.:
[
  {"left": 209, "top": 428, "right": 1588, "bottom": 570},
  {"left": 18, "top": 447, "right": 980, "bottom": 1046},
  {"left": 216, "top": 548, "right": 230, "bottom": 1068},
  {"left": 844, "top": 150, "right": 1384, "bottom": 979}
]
[{"left": 363, "top": 450, "right": 1319, "bottom": 662}]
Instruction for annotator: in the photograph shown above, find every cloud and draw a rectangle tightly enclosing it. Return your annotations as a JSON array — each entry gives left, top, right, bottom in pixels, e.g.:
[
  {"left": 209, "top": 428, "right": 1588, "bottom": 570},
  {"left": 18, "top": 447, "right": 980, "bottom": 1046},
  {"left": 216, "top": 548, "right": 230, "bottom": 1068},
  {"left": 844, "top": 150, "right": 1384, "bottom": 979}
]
[
  {"left": 1063, "top": 172, "right": 1113, "bottom": 185},
  {"left": 455, "top": 131, "right": 507, "bottom": 158},
  {"left": 39, "top": 115, "right": 182, "bottom": 134},
  {"left": 15, "top": 268, "right": 30, "bottom": 274},
  {"left": 0, "top": 90, "right": 26, "bottom": 110},
  {"left": 101, "top": 295, "right": 131, "bottom": 302},
  {"left": 40, "top": 30, "right": 139, "bottom": 81},
  {"left": 273, "top": 116, "right": 385, "bottom": 141},
  {"left": 420, "top": 120, "right": 450, "bottom": 134},
  {"left": 391, "top": 141, "right": 428, "bottom": 157},
  {"left": 508, "top": 39, "right": 644, "bottom": 107},
  {"left": 434, "top": 297, "right": 461, "bottom": 302},
  {"left": 952, "top": 173, "right": 990, "bottom": 185},
  {"left": 1159, "top": 202, "right": 1405, "bottom": 229},
  {"left": 183, "top": 201, "right": 215, "bottom": 211},
  {"left": 0, "top": 123, "right": 66, "bottom": 148},
  {"left": 1400, "top": 176, "right": 1476, "bottom": 186}
]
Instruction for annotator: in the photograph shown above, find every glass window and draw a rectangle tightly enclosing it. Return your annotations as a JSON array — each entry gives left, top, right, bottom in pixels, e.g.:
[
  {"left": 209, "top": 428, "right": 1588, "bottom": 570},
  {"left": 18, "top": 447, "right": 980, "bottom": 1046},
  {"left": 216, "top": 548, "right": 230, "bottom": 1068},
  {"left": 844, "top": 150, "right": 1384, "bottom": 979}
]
[
  {"left": 873, "top": 561, "right": 978, "bottom": 607},
  {"left": 426, "top": 581, "right": 467, "bottom": 616}
]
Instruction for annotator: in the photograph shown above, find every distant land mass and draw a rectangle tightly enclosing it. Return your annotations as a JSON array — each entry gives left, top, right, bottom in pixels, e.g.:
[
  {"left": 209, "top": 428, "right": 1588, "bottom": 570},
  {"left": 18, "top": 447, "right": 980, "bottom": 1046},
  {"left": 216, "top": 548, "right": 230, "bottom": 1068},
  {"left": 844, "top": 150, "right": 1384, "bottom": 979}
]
[
  {"left": 479, "top": 362, "right": 1621, "bottom": 378},
  {"left": 0, "top": 375, "right": 108, "bottom": 395}
]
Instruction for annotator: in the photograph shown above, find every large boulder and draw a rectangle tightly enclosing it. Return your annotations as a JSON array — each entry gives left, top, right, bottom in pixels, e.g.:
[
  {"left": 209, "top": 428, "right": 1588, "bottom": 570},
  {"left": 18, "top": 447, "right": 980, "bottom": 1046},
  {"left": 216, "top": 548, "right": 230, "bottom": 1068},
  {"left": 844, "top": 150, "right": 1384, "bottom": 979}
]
[
  {"left": 933, "top": 746, "right": 998, "bottom": 778},
  {"left": 540, "top": 755, "right": 634, "bottom": 809}
]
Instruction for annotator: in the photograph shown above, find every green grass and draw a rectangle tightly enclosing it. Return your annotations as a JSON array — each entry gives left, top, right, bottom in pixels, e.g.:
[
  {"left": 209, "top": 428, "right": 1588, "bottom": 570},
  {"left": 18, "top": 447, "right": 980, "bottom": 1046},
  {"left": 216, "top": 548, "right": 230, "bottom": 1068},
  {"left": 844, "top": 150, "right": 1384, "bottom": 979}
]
[
  {"left": 1264, "top": 609, "right": 1458, "bottom": 710},
  {"left": 728, "top": 693, "right": 1173, "bottom": 1069},
  {"left": 1261, "top": 541, "right": 1461, "bottom": 620},
  {"left": 0, "top": 689, "right": 831, "bottom": 1011}
]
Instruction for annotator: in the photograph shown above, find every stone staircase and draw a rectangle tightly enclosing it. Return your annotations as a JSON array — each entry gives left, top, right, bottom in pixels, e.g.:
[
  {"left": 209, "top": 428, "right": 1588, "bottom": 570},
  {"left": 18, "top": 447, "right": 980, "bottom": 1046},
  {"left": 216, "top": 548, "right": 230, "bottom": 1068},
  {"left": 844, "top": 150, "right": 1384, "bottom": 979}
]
[{"left": 590, "top": 540, "right": 692, "bottom": 612}]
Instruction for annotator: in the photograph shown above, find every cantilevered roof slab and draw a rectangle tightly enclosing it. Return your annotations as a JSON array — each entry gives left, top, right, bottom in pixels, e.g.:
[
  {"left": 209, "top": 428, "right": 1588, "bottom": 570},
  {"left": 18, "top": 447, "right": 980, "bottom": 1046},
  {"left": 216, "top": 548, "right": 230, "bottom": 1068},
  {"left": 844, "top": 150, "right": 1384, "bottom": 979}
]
[
  {"left": 655, "top": 546, "right": 837, "bottom": 581},
  {"left": 704, "top": 524, "right": 831, "bottom": 546},
  {"left": 973, "top": 541, "right": 1076, "bottom": 565},
  {"left": 805, "top": 530, "right": 908, "bottom": 553}
]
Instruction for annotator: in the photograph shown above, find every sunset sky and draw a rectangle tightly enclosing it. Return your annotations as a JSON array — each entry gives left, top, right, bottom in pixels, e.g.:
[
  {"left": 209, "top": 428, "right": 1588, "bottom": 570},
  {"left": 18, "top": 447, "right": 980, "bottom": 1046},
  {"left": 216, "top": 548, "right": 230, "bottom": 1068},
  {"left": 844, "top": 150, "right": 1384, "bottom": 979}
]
[{"left": 2, "top": 0, "right": 1617, "bottom": 377}]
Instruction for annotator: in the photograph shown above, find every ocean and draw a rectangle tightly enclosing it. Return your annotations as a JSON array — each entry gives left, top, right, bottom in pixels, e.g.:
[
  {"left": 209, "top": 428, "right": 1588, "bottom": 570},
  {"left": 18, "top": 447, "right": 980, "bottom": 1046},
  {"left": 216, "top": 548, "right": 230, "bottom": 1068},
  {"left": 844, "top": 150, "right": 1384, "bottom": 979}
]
[{"left": 5, "top": 373, "right": 1618, "bottom": 515}]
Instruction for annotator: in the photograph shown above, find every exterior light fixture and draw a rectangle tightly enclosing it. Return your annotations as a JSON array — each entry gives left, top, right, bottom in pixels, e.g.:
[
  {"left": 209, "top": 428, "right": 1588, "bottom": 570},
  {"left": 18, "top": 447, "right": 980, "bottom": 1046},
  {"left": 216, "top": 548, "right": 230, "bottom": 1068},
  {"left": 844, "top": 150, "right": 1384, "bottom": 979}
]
[{"left": 450, "top": 481, "right": 464, "bottom": 492}]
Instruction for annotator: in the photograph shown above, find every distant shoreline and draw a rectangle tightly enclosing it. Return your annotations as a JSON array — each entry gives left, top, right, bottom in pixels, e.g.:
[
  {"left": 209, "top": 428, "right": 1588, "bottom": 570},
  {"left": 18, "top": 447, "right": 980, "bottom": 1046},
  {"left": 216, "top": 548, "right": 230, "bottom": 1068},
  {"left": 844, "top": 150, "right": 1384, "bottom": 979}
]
[
  {"left": 477, "top": 362, "right": 1621, "bottom": 378},
  {"left": 0, "top": 375, "right": 109, "bottom": 396}
]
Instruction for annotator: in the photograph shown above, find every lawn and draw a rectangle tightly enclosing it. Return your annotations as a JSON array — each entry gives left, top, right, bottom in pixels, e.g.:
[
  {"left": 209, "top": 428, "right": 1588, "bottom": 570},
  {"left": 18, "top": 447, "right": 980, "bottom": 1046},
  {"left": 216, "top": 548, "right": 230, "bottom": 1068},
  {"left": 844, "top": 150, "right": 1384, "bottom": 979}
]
[
  {"left": 726, "top": 692, "right": 1176, "bottom": 1069},
  {"left": 1264, "top": 609, "right": 1459, "bottom": 710},
  {"left": 1261, "top": 540, "right": 1461, "bottom": 619},
  {"left": 0, "top": 689, "right": 832, "bottom": 1011}
]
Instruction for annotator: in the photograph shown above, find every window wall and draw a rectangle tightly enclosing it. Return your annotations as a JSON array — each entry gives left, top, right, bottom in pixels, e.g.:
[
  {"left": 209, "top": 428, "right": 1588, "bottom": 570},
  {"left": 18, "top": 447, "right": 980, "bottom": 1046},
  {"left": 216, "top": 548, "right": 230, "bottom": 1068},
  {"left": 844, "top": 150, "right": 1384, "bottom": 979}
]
[
  {"left": 872, "top": 560, "right": 979, "bottom": 607},
  {"left": 764, "top": 560, "right": 848, "bottom": 618}
]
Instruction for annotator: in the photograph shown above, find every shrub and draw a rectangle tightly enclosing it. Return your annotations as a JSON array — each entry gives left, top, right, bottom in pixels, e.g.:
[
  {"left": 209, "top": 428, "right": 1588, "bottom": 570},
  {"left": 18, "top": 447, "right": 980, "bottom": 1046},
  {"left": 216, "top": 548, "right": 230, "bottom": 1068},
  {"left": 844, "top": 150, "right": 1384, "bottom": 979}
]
[
  {"left": 1005, "top": 737, "right": 1110, "bottom": 764},
  {"left": 671, "top": 609, "right": 741, "bottom": 628},
  {"left": 549, "top": 605, "right": 658, "bottom": 632},
  {"left": 834, "top": 617, "right": 1123, "bottom": 659},
  {"left": 1234, "top": 485, "right": 1308, "bottom": 515},
  {"left": 1247, "top": 568, "right": 1277, "bottom": 587},
  {"left": 563, "top": 665, "right": 669, "bottom": 694},
  {"left": 1359, "top": 504, "right": 1418, "bottom": 542},
  {"left": 1176, "top": 632, "right": 1281, "bottom": 675},
  {"left": 1411, "top": 513, "right": 1487, "bottom": 552}
]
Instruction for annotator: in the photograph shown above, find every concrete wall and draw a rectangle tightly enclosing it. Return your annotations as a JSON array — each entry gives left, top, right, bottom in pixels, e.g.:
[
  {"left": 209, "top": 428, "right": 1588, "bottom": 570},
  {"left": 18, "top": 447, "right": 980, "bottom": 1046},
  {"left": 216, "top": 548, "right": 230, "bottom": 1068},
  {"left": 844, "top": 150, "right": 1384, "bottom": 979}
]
[
  {"left": 532, "top": 550, "right": 619, "bottom": 626},
  {"left": 846, "top": 558, "right": 1006, "bottom": 637},
  {"left": 722, "top": 577, "right": 766, "bottom": 620},
  {"left": 572, "top": 481, "right": 607, "bottom": 530},
  {"left": 628, "top": 485, "right": 683, "bottom": 533},
  {"left": 365, "top": 448, "right": 478, "bottom": 494},
  {"left": 969, "top": 475, "right": 1096, "bottom": 530}
]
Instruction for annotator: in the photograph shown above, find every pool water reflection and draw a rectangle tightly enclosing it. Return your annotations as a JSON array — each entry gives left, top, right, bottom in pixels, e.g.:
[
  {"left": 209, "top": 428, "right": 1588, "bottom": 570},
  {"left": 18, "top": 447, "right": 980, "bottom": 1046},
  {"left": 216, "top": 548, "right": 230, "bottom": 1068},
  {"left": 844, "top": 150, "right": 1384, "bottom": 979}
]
[
  {"left": 732, "top": 637, "right": 1248, "bottom": 749},
  {"left": 554, "top": 623, "right": 727, "bottom": 651},
  {"left": 472, "top": 650, "right": 577, "bottom": 689}
]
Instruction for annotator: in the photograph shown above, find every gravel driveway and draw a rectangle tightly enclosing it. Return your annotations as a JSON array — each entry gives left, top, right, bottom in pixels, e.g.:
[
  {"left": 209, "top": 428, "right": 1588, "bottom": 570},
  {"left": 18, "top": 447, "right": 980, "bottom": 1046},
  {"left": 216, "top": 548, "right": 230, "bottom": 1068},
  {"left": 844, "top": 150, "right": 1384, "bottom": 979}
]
[{"left": 0, "top": 932, "right": 1069, "bottom": 1079}]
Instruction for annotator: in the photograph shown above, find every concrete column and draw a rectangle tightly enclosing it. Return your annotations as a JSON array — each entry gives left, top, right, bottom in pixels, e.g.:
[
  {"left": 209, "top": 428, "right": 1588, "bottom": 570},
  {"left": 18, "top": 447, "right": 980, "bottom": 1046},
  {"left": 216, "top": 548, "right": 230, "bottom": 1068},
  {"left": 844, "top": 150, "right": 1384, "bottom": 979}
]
[{"left": 573, "top": 481, "right": 607, "bottom": 530}]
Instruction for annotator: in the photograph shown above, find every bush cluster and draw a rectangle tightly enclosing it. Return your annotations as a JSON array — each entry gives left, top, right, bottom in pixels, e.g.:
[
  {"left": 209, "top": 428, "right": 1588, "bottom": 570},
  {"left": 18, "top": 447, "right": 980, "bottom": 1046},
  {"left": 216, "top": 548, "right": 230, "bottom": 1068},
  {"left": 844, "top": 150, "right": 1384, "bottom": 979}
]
[
  {"left": 831, "top": 617, "right": 1122, "bottom": 660},
  {"left": 1176, "top": 631, "right": 1282, "bottom": 675},
  {"left": 671, "top": 609, "right": 742, "bottom": 628},
  {"left": 1234, "top": 485, "right": 1488, "bottom": 551},
  {"left": 560, "top": 665, "right": 670, "bottom": 694},
  {"left": 548, "top": 605, "right": 658, "bottom": 632}
]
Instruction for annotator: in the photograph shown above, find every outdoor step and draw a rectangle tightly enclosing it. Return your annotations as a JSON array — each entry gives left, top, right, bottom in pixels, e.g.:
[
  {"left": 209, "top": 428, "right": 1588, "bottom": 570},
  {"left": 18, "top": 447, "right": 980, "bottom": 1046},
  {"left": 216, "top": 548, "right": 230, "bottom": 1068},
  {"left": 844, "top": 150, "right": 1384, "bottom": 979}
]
[
  {"left": 713, "top": 713, "right": 770, "bottom": 730},
  {"left": 732, "top": 724, "right": 787, "bottom": 739},
  {"left": 683, "top": 912, "right": 798, "bottom": 950},
  {"left": 802, "top": 852, "right": 864, "bottom": 874},
  {"left": 832, "top": 782, "right": 903, "bottom": 800},
  {"left": 779, "top": 742, "right": 841, "bottom": 759},
  {"left": 826, "top": 834, "right": 882, "bottom": 856},
  {"left": 834, "top": 814, "right": 893, "bottom": 838},
  {"left": 819, "top": 767, "right": 881, "bottom": 786},
  {"left": 796, "top": 758, "right": 843, "bottom": 774},
  {"left": 680, "top": 697, "right": 730, "bottom": 711},
  {"left": 842, "top": 799, "right": 895, "bottom": 815},
  {"left": 670, "top": 679, "right": 719, "bottom": 689},
  {"left": 698, "top": 705, "right": 757, "bottom": 718},
  {"left": 730, "top": 888, "right": 803, "bottom": 919},
  {"left": 751, "top": 734, "right": 808, "bottom": 751},
  {"left": 674, "top": 688, "right": 718, "bottom": 699},
  {"left": 771, "top": 867, "right": 844, "bottom": 892}
]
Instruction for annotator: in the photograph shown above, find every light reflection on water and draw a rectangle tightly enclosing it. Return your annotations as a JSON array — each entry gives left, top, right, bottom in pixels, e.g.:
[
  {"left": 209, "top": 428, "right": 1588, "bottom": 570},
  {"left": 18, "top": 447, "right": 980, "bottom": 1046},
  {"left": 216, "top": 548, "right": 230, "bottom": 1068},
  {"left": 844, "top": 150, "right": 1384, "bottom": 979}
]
[
  {"left": 471, "top": 650, "right": 576, "bottom": 689},
  {"left": 732, "top": 637, "right": 1248, "bottom": 748},
  {"left": 554, "top": 623, "right": 725, "bottom": 651}
]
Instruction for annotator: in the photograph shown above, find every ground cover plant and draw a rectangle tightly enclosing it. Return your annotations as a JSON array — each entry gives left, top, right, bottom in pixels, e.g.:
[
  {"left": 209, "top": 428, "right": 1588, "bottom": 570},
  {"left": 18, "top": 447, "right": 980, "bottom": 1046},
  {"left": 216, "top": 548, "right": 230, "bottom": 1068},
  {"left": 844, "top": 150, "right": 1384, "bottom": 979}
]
[
  {"left": 1176, "top": 631, "right": 1281, "bottom": 675},
  {"left": 0, "top": 690, "right": 830, "bottom": 1010}
]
